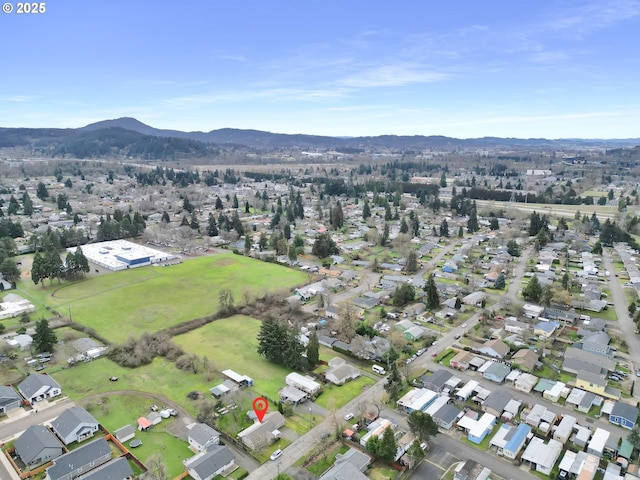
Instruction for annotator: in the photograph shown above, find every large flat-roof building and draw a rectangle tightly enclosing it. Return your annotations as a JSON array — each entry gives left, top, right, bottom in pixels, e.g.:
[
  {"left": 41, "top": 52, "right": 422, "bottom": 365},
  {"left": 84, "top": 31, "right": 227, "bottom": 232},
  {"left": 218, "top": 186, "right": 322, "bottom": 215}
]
[{"left": 68, "top": 240, "right": 173, "bottom": 271}]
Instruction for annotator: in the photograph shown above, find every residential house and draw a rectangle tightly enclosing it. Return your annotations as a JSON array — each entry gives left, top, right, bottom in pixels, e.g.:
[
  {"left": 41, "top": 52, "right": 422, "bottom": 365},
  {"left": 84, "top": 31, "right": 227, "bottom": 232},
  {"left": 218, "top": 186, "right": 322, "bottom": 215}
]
[
  {"left": 587, "top": 428, "right": 610, "bottom": 458},
  {"left": 187, "top": 423, "right": 221, "bottom": 452},
  {"left": 454, "top": 459, "right": 492, "bottom": 480},
  {"left": 15, "top": 425, "right": 64, "bottom": 468},
  {"left": 521, "top": 437, "right": 563, "bottom": 476},
  {"left": 286, "top": 372, "right": 321, "bottom": 396},
  {"left": 576, "top": 371, "right": 620, "bottom": 400},
  {"left": 420, "top": 370, "right": 453, "bottom": 392},
  {"left": 474, "top": 339, "right": 510, "bottom": 359},
  {"left": 558, "top": 450, "right": 599, "bottom": 479},
  {"left": 360, "top": 418, "right": 394, "bottom": 447},
  {"left": 237, "top": 412, "right": 285, "bottom": 451},
  {"left": 17, "top": 374, "right": 62, "bottom": 405},
  {"left": 45, "top": 437, "right": 112, "bottom": 480},
  {"left": 184, "top": 444, "right": 235, "bottom": 480},
  {"left": 524, "top": 404, "right": 557, "bottom": 429},
  {"left": 514, "top": 373, "right": 538, "bottom": 393},
  {"left": 523, "top": 304, "right": 544, "bottom": 319},
  {"left": 0, "top": 385, "right": 22, "bottom": 415},
  {"left": 462, "top": 292, "right": 486, "bottom": 307},
  {"left": 553, "top": 415, "right": 577, "bottom": 444},
  {"left": 324, "top": 357, "right": 360, "bottom": 385},
  {"left": 609, "top": 402, "right": 639, "bottom": 430},
  {"left": 483, "top": 362, "right": 510, "bottom": 383},
  {"left": 456, "top": 412, "right": 496, "bottom": 444},
  {"left": 321, "top": 448, "right": 370, "bottom": 479},
  {"left": 504, "top": 317, "right": 530, "bottom": 335},
  {"left": 490, "top": 423, "right": 531, "bottom": 459},
  {"left": 396, "top": 388, "right": 438, "bottom": 413},
  {"left": 534, "top": 321, "right": 559, "bottom": 337},
  {"left": 562, "top": 347, "right": 615, "bottom": 375},
  {"left": 51, "top": 406, "right": 99, "bottom": 445},
  {"left": 432, "top": 403, "right": 462, "bottom": 430},
  {"left": 78, "top": 457, "right": 134, "bottom": 480},
  {"left": 581, "top": 331, "right": 613, "bottom": 357},
  {"left": 450, "top": 351, "right": 474, "bottom": 371},
  {"left": 511, "top": 349, "right": 538, "bottom": 373},
  {"left": 565, "top": 388, "right": 599, "bottom": 414},
  {"left": 71, "top": 337, "right": 106, "bottom": 360},
  {"left": 482, "top": 389, "right": 513, "bottom": 418}
]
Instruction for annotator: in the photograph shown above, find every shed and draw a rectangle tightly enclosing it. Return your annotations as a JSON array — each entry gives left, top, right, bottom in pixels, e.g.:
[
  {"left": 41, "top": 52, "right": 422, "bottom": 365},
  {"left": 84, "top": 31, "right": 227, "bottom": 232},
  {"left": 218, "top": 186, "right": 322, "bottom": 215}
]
[{"left": 137, "top": 417, "right": 152, "bottom": 431}]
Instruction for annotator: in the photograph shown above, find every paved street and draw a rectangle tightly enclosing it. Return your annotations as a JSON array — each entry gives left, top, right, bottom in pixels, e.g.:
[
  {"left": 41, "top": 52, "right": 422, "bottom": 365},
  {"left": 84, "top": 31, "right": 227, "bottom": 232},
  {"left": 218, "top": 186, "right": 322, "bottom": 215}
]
[{"left": 602, "top": 248, "right": 640, "bottom": 401}]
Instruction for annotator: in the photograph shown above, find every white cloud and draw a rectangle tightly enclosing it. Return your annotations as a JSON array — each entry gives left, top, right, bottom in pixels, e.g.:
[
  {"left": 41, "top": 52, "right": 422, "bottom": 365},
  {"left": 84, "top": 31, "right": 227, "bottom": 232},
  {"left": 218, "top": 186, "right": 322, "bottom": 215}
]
[{"left": 340, "top": 63, "right": 449, "bottom": 88}]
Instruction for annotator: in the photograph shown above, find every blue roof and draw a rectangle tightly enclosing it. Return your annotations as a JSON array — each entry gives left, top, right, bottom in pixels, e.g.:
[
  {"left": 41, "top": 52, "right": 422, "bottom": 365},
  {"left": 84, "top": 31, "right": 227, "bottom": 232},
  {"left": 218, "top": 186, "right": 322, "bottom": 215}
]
[
  {"left": 535, "top": 321, "right": 559, "bottom": 333},
  {"left": 505, "top": 424, "right": 531, "bottom": 453}
]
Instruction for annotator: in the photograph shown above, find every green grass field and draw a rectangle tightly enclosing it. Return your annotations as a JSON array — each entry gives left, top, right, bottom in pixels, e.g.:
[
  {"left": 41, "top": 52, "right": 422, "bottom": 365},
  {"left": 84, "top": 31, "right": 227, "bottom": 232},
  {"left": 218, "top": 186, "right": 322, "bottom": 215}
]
[
  {"left": 80, "top": 394, "right": 193, "bottom": 477},
  {"left": 174, "top": 315, "right": 291, "bottom": 400},
  {"left": 314, "top": 376, "right": 375, "bottom": 409},
  {"left": 15, "top": 253, "right": 306, "bottom": 343}
]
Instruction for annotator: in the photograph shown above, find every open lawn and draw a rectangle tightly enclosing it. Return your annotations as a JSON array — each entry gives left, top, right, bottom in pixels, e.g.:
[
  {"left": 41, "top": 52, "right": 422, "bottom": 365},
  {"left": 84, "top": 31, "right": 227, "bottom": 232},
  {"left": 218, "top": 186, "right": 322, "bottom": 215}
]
[
  {"left": 314, "top": 376, "right": 376, "bottom": 409},
  {"left": 80, "top": 394, "right": 192, "bottom": 477},
  {"left": 174, "top": 315, "right": 290, "bottom": 400},
  {"left": 15, "top": 253, "right": 306, "bottom": 343}
]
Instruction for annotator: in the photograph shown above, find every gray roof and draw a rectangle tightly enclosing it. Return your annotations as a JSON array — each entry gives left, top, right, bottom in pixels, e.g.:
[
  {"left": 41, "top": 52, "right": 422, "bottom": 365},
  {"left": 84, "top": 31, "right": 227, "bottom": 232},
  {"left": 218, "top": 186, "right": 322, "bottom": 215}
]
[
  {"left": 320, "top": 460, "right": 369, "bottom": 480},
  {"left": 611, "top": 402, "right": 639, "bottom": 423},
  {"left": 51, "top": 406, "right": 99, "bottom": 440},
  {"left": 433, "top": 403, "right": 462, "bottom": 426},
  {"left": 114, "top": 424, "right": 135, "bottom": 439},
  {"left": 577, "top": 370, "right": 606, "bottom": 387},
  {"left": 72, "top": 337, "right": 100, "bottom": 354},
  {"left": 15, "top": 425, "right": 62, "bottom": 465},
  {"left": 77, "top": 457, "right": 134, "bottom": 480},
  {"left": 421, "top": 370, "right": 453, "bottom": 390},
  {"left": 188, "top": 423, "right": 220, "bottom": 446},
  {"left": 46, "top": 437, "right": 111, "bottom": 479},
  {"left": 483, "top": 389, "right": 513, "bottom": 414},
  {"left": 186, "top": 444, "right": 234, "bottom": 479},
  {"left": 0, "top": 385, "right": 21, "bottom": 408},
  {"left": 18, "top": 373, "right": 61, "bottom": 399}
]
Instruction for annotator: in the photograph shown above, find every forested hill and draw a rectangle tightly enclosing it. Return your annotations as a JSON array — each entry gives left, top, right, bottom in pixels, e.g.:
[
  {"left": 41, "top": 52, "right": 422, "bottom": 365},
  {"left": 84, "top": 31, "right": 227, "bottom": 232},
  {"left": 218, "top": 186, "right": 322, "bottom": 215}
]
[
  {"left": 1, "top": 117, "right": 639, "bottom": 156},
  {"left": 0, "top": 126, "right": 218, "bottom": 160}
]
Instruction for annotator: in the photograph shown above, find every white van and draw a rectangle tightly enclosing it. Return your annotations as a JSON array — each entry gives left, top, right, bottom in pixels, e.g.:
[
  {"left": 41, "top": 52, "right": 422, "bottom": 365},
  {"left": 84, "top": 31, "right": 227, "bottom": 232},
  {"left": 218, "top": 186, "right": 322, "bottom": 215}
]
[{"left": 372, "top": 365, "right": 386, "bottom": 375}]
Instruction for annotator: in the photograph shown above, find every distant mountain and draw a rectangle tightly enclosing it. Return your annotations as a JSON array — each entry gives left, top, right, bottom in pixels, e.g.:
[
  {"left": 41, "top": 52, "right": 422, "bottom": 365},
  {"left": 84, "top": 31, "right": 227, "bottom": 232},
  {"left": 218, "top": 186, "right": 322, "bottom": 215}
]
[
  {"left": 1, "top": 117, "right": 639, "bottom": 153},
  {"left": 80, "top": 118, "right": 640, "bottom": 150}
]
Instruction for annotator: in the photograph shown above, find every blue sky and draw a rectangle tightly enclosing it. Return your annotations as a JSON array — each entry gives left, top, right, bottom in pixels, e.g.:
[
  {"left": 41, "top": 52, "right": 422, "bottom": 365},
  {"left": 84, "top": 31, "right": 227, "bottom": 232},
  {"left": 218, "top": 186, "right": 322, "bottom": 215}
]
[{"left": 1, "top": 0, "right": 639, "bottom": 138}]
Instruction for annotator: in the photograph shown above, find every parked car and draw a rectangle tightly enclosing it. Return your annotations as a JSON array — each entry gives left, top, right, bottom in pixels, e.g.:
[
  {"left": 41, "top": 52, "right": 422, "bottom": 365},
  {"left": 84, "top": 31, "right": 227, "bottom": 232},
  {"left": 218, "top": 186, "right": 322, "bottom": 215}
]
[
  {"left": 344, "top": 413, "right": 354, "bottom": 421},
  {"left": 270, "top": 449, "right": 283, "bottom": 461}
]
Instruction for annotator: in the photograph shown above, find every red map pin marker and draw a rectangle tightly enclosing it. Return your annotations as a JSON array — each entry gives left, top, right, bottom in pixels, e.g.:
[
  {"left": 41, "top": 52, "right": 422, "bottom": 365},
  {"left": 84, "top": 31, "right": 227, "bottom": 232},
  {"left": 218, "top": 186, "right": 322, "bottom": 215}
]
[{"left": 252, "top": 397, "right": 268, "bottom": 423}]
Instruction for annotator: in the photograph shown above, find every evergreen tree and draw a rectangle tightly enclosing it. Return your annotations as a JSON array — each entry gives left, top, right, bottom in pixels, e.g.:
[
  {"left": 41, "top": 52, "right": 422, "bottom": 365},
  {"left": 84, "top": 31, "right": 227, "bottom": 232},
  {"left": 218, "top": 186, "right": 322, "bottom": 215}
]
[
  {"left": 523, "top": 275, "right": 542, "bottom": 302},
  {"left": 312, "top": 232, "right": 338, "bottom": 258},
  {"left": 489, "top": 217, "right": 499, "bottom": 230},
  {"left": 506, "top": 239, "right": 520, "bottom": 257},
  {"left": 458, "top": 226, "right": 464, "bottom": 238},
  {"left": 439, "top": 219, "right": 449, "bottom": 237},
  {"left": 384, "top": 204, "right": 392, "bottom": 221},
  {"left": 244, "top": 234, "right": 252, "bottom": 254},
  {"left": 207, "top": 214, "right": 219, "bottom": 236},
  {"left": 22, "top": 191, "right": 33, "bottom": 216},
  {"left": 161, "top": 211, "right": 170, "bottom": 223},
  {"left": 307, "top": 331, "right": 319, "bottom": 368},
  {"left": 384, "top": 363, "right": 404, "bottom": 401},
  {"left": 36, "top": 182, "right": 49, "bottom": 201},
  {"left": 494, "top": 273, "right": 506, "bottom": 289},
  {"left": 362, "top": 199, "right": 371, "bottom": 220},
  {"left": 400, "top": 218, "right": 409, "bottom": 234},
  {"left": 380, "top": 223, "right": 390, "bottom": 247},
  {"left": 424, "top": 274, "right": 440, "bottom": 311},
  {"left": 257, "top": 316, "right": 307, "bottom": 370},
  {"left": 232, "top": 194, "right": 239, "bottom": 209},
  {"left": 215, "top": 197, "right": 224, "bottom": 210},
  {"left": 331, "top": 202, "right": 344, "bottom": 230},
  {"left": 405, "top": 251, "right": 418, "bottom": 274},
  {"left": 467, "top": 205, "right": 479, "bottom": 233},
  {"left": 407, "top": 411, "right": 439, "bottom": 442},
  {"left": 378, "top": 426, "right": 398, "bottom": 462},
  {"left": 33, "top": 319, "right": 57, "bottom": 353}
]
